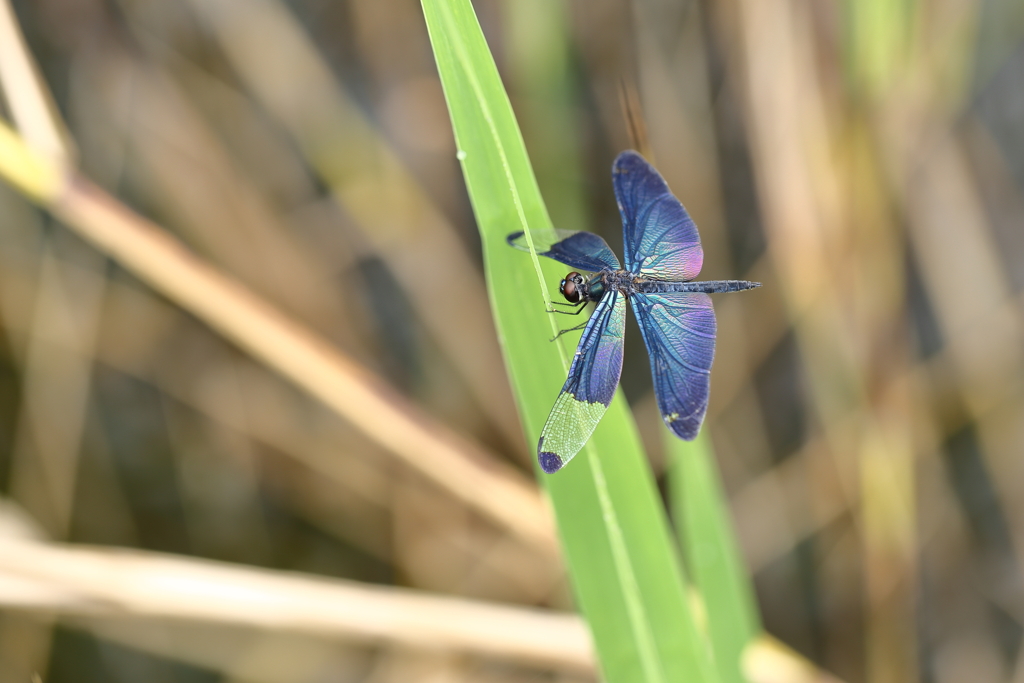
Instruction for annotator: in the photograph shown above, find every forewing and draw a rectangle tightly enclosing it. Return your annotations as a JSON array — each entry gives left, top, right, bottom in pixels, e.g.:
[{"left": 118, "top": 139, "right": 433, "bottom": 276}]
[
  {"left": 537, "top": 290, "right": 626, "bottom": 473},
  {"left": 631, "top": 292, "right": 716, "bottom": 440},
  {"left": 507, "top": 229, "right": 620, "bottom": 272},
  {"left": 613, "top": 151, "right": 703, "bottom": 280}
]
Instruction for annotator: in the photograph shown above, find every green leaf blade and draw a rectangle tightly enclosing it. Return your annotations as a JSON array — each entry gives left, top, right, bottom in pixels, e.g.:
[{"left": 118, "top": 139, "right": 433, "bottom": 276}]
[
  {"left": 421, "top": 2, "right": 722, "bottom": 681},
  {"left": 671, "top": 434, "right": 762, "bottom": 683}
]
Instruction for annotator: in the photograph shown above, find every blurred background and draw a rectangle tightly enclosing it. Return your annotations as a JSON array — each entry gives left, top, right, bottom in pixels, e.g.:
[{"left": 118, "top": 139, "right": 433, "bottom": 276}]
[{"left": 0, "top": 0, "right": 1022, "bottom": 681}]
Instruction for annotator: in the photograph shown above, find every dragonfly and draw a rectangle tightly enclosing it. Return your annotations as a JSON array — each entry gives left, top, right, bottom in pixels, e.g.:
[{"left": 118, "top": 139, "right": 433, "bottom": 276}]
[{"left": 508, "top": 150, "right": 761, "bottom": 474}]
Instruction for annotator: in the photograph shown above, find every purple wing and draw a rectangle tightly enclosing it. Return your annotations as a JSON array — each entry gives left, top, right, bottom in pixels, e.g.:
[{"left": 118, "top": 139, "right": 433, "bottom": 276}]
[
  {"left": 507, "top": 230, "right": 620, "bottom": 272},
  {"left": 630, "top": 291, "right": 716, "bottom": 440},
  {"left": 536, "top": 290, "right": 626, "bottom": 473},
  {"left": 613, "top": 151, "right": 703, "bottom": 281}
]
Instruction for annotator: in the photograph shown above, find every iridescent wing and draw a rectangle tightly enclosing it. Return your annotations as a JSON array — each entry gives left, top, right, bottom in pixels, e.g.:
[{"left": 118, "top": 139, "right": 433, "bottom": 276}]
[
  {"left": 630, "top": 291, "right": 716, "bottom": 440},
  {"left": 537, "top": 290, "right": 626, "bottom": 473},
  {"left": 507, "top": 229, "right": 620, "bottom": 272},
  {"left": 613, "top": 151, "right": 704, "bottom": 281}
]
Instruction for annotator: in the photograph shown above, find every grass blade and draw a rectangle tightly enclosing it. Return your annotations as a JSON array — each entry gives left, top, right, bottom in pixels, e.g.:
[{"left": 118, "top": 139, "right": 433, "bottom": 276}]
[
  {"left": 420, "top": 1, "right": 719, "bottom": 680},
  {"left": 670, "top": 434, "right": 761, "bottom": 683}
]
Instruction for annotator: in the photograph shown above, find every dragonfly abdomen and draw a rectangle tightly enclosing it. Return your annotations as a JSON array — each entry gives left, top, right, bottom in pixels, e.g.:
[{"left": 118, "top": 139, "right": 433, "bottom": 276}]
[{"left": 635, "top": 279, "right": 761, "bottom": 294}]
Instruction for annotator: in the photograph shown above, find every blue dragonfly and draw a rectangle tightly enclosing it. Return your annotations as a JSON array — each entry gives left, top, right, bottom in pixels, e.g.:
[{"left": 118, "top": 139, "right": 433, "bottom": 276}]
[{"left": 508, "top": 151, "right": 760, "bottom": 473}]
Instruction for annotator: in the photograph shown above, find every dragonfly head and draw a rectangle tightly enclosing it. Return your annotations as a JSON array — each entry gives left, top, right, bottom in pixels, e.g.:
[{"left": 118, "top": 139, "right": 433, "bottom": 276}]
[{"left": 560, "top": 272, "right": 587, "bottom": 303}]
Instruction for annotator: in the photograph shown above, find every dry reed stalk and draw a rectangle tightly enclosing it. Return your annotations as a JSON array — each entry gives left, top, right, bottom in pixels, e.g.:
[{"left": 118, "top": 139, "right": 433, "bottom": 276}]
[
  {"left": 78, "top": 621, "right": 387, "bottom": 683},
  {"left": 0, "top": 122, "right": 557, "bottom": 557},
  {"left": 0, "top": 244, "right": 106, "bottom": 682},
  {"left": 731, "top": 435, "right": 846, "bottom": 572},
  {"left": 0, "top": 0, "right": 72, "bottom": 165},
  {"left": 82, "top": 273, "right": 399, "bottom": 561},
  {"left": 0, "top": 533, "right": 844, "bottom": 682},
  {"left": 82, "top": 50, "right": 375, "bottom": 360},
  {"left": 0, "top": 5, "right": 98, "bottom": 679},
  {"left": 0, "top": 537, "right": 592, "bottom": 672},
  {"left": 871, "top": 9, "right": 1024, "bottom": 674},
  {"left": 882, "top": 121, "right": 1024, "bottom": 554},
  {"left": 744, "top": 635, "right": 846, "bottom": 683},
  {"left": 183, "top": 0, "right": 524, "bottom": 452},
  {"left": 721, "top": 0, "right": 920, "bottom": 679},
  {"left": 6, "top": 246, "right": 106, "bottom": 539}
]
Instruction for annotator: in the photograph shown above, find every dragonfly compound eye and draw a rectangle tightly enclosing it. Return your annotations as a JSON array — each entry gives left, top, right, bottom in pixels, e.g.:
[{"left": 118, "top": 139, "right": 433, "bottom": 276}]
[{"left": 560, "top": 272, "right": 584, "bottom": 303}]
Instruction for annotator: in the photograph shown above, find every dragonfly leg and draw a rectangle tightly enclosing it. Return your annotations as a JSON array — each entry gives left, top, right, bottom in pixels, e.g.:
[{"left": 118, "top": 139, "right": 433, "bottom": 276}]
[
  {"left": 546, "top": 301, "right": 588, "bottom": 315},
  {"left": 550, "top": 319, "right": 590, "bottom": 341}
]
